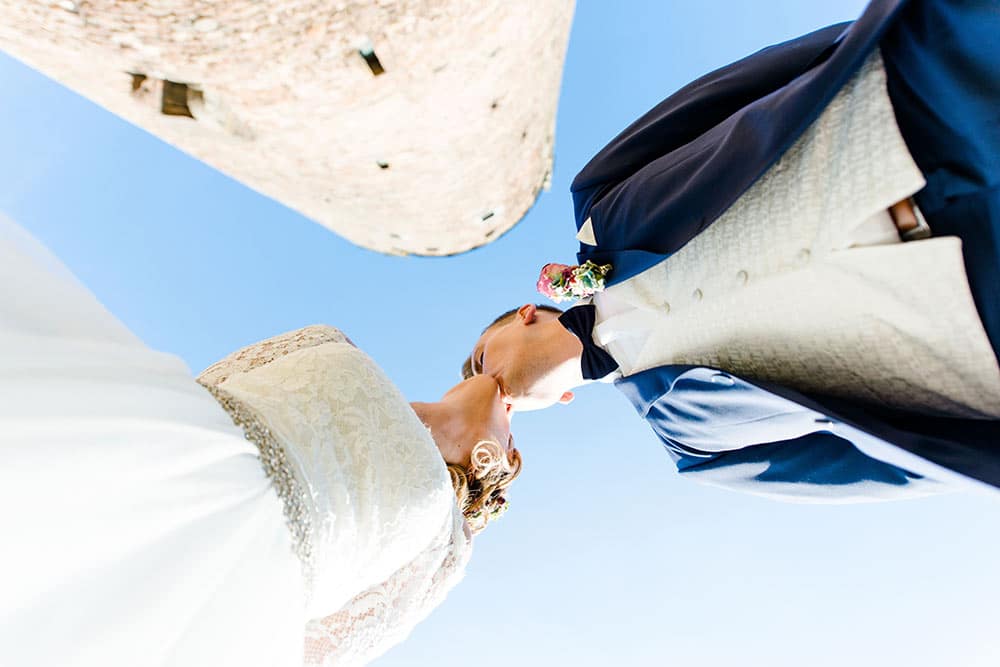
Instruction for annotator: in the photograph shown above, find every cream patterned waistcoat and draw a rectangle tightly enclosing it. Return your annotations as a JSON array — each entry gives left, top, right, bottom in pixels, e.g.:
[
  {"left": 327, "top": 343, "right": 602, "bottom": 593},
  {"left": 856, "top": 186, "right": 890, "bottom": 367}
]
[{"left": 593, "top": 51, "right": 1000, "bottom": 419}]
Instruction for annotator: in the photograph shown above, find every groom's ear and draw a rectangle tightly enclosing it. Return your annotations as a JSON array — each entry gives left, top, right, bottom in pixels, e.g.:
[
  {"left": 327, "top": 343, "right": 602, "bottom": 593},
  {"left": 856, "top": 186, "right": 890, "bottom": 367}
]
[
  {"left": 518, "top": 303, "right": 537, "bottom": 324},
  {"left": 558, "top": 391, "right": 574, "bottom": 405}
]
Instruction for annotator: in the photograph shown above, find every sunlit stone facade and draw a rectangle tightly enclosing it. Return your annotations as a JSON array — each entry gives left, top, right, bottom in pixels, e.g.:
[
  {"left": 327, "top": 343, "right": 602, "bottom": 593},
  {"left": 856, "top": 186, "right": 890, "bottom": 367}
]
[{"left": 0, "top": 1, "right": 574, "bottom": 255}]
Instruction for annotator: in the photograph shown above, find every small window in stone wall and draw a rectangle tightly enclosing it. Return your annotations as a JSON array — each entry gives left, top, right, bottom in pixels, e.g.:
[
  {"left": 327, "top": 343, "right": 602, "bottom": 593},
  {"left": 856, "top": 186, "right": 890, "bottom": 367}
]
[
  {"left": 161, "top": 81, "right": 194, "bottom": 118},
  {"left": 358, "top": 40, "right": 385, "bottom": 76}
]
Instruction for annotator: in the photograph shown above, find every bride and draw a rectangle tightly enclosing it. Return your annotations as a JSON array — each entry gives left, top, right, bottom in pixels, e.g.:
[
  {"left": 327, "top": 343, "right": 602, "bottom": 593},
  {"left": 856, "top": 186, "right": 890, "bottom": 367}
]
[{"left": 0, "top": 213, "right": 522, "bottom": 667}]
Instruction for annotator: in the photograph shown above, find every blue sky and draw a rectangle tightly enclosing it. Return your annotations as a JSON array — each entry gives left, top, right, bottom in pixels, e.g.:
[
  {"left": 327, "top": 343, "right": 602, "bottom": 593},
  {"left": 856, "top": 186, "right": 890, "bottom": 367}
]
[{"left": 2, "top": 1, "right": 999, "bottom": 665}]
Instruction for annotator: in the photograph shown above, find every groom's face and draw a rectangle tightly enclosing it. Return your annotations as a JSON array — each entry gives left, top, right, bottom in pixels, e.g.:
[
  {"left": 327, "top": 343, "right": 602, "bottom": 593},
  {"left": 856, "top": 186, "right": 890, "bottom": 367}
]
[{"left": 468, "top": 305, "right": 564, "bottom": 411}]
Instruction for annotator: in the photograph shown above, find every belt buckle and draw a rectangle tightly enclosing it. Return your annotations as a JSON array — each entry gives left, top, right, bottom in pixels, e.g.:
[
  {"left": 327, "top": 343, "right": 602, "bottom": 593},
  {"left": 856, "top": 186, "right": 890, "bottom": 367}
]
[{"left": 901, "top": 200, "right": 932, "bottom": 241}]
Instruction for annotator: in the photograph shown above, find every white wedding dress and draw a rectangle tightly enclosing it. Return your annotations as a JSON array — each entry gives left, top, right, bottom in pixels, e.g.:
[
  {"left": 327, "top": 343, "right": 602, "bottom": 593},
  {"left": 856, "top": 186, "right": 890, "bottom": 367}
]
[{"left": 0, "top": 214, "right": 472, "bottom": 667}]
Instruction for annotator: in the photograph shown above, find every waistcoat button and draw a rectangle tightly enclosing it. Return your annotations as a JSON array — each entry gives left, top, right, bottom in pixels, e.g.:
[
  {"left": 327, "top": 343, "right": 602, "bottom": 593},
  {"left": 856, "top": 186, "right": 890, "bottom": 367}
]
[
  {"left": 736, "top": 270, "right": 749, "bottom": 285},
  {"left": 710, "top": 373, "right": 735, "bottom": 386}
]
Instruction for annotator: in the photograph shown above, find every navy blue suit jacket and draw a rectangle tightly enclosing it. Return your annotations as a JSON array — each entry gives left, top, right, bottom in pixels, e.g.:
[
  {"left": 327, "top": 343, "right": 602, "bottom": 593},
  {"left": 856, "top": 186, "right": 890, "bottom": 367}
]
[
  {"left": 572, "top": 0, "right": 907, "bottom": 285},
  {"left": 572, "top": 0, "right": 1000, "bottom": 499}
]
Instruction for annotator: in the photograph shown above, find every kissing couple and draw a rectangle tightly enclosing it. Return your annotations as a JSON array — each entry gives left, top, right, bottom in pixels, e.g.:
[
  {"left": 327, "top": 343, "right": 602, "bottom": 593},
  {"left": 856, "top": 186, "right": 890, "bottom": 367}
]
[{"left": 2, "top": 0, "right": 999, "bottom": 665}]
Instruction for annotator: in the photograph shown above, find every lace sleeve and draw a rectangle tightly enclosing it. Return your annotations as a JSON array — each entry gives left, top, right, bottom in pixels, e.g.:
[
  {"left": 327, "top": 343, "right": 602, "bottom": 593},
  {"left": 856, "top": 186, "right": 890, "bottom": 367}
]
[
  {"left": 197, "top": 325, "right": 353, "bottom": 387},
  {"left": 303, "top": 508, "right": 472, "bottom": 667}
]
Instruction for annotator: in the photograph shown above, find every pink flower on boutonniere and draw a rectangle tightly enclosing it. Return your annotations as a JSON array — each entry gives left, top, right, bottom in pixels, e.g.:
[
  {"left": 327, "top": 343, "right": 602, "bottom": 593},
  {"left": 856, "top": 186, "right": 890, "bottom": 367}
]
[{"left": 536, "top": 260, "right": 612, "bottom": 303}]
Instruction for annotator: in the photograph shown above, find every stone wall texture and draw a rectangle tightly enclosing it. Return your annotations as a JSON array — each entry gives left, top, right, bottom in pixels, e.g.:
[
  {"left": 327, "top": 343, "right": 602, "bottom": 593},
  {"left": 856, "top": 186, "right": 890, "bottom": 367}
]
[{"left": 0, "top": 0, "right": 575, "bottom": 255}]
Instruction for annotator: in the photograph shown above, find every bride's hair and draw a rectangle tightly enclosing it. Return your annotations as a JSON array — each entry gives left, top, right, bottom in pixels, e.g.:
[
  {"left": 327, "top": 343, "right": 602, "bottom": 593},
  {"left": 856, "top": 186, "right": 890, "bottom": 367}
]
[{"left": 447, "top": 440, "right": 522, "bottom": 534}]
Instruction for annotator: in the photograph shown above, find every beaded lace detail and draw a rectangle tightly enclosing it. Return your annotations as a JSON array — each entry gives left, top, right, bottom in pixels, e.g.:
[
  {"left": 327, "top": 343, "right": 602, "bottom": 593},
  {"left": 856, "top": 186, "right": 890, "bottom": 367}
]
[
  {"left": 199, "top": 383, "right": 315, "bottom": 582},
  {"left": 196, "top": 325, "right": 348, "bottom": 584},
  {"left": 197, "top": 324, "right": 468, "bottom": 663}
]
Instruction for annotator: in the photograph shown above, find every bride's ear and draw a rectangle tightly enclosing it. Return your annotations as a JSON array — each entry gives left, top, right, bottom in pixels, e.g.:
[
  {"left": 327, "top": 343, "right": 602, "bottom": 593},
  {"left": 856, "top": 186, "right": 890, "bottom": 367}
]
[{"left": 558, "top": 391, "right": 574, "bottom": 405}]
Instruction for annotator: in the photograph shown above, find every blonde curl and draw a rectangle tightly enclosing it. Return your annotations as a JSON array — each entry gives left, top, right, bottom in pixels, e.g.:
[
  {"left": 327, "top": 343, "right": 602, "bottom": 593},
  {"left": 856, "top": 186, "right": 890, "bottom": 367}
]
[{"left": 447, "top": 440, "right": 522, "bottom": 534}]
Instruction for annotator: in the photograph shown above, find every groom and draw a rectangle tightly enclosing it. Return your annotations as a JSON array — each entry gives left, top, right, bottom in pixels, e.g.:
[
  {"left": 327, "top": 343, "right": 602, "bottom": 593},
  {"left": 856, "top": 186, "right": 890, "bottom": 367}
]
[{"left": 466, "top": 0, "right": 1000, "bottom": 501}]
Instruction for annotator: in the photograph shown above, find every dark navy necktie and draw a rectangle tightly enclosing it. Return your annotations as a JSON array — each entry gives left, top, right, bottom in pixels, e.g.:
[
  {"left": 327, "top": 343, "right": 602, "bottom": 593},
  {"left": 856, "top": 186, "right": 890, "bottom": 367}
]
[{"left": 558, "top": 304, "right": 620, "bottom": 380}]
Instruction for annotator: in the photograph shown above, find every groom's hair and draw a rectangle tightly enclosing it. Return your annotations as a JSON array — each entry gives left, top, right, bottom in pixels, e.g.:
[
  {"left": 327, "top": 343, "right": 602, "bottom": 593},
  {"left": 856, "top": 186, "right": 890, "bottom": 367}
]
[{"left": 461, "top": 304, "right": 562, "bottom": 380}]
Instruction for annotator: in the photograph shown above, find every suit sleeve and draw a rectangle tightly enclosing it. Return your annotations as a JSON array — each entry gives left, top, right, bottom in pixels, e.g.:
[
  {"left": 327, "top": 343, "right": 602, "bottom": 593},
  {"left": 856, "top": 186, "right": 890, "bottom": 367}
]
[
  {"left": 616, "top": 366, "right": 957, "bottom": 502},
  {"left": 671, "top": 432, "right": 937, "bottom": 503}
]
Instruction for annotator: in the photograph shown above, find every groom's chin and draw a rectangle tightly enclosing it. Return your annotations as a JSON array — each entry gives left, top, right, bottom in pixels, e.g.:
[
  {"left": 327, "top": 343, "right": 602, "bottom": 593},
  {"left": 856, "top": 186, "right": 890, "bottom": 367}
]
[{"left": 510, "top": 394, "right": 570, "bottom": 412}]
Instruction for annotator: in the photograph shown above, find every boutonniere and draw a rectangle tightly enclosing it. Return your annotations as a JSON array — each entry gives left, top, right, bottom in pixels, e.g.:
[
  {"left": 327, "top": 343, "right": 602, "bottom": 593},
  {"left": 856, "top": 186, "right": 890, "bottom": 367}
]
[{"left": 536, "top": 260, "right": 612, "bottom": 303}]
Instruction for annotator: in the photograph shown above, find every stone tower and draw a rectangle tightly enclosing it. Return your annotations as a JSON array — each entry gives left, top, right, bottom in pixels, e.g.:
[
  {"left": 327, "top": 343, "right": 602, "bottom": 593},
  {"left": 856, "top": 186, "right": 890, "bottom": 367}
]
[{"left": 0, "top": 1, "right": 575, "bottom": 255}]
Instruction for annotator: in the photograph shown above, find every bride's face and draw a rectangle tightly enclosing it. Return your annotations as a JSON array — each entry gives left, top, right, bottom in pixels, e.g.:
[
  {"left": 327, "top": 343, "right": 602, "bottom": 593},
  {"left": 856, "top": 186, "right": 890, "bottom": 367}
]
[{"left": 440, "top": 375, "right": 515, "bottom": 467}]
